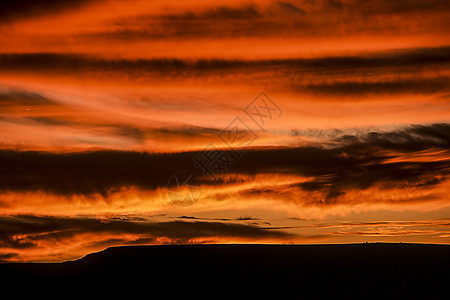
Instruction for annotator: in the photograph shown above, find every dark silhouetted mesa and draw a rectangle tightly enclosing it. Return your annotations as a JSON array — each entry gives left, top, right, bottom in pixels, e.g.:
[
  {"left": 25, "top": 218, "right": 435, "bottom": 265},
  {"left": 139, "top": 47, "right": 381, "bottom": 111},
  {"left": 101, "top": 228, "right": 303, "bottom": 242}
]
[{"left": 2, "top": 244, "right": 450, "bottom": 297}]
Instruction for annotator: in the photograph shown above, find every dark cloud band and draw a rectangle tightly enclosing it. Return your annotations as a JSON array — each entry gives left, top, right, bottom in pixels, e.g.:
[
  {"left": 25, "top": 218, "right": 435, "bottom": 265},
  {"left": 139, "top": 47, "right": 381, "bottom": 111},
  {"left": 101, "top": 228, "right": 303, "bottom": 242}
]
[
  {"left": 1, "top": 47, "right": 449, "bottom": 96},
  {"left": 0, "top": 214, "right": 293, "bottom": 250},
  {"left": 0, "top": 123, "right": 448, "bottom": 199},
  {"left": 1, "top": 46, "right": 449, "bottom": 75}
]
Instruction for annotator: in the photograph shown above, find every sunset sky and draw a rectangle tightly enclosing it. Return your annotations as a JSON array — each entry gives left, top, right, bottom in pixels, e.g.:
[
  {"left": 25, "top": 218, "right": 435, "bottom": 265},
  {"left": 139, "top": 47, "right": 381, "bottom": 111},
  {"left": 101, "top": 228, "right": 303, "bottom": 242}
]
[{"left": 0, "top": 0, "right": 449, "bottom": 262}]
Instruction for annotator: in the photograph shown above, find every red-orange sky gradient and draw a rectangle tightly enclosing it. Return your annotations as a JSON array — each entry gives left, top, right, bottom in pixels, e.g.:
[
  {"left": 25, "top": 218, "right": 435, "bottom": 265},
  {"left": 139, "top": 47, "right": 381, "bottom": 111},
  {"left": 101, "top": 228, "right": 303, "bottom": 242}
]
[{"left": 0, "top": 0, "right": 449, "bottom": 262}]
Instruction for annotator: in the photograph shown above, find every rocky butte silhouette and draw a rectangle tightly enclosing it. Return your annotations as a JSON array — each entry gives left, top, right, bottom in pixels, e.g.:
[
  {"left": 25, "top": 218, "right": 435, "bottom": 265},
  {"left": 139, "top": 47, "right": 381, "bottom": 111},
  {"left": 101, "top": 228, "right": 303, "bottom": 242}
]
[{"left": 2, "top": 243, "right": 450, "bottom": 297}]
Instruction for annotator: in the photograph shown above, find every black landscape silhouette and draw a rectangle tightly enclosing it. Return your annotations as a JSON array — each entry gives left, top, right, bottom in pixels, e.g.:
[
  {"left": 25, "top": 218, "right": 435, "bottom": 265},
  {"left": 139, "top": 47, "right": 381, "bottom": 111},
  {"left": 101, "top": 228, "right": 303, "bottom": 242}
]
[{"left": 2, "top": 243, "right": 449, "bottom": 297}]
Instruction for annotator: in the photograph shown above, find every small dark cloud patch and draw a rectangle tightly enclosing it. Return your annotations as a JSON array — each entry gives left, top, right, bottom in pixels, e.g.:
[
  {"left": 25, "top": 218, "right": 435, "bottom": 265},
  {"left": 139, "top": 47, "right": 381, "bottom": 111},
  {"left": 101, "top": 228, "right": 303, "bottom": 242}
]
[
  {"left": 176, "top": 216, "right": 201, "bottom": 220},
  {"left": 179, "top": 215, "right": 263, "bottom": 222},
  {"left": 160, "top": 5, "right": 262, "bottom": 21},
  {"left": 277, "top": 2, "right": 306, "bottom": 15},
  {"left": 0, "top": 0, "right": 98, "bottom": 23},
  {"left": 0, "top": 89, "right": 56, "bottom": 107},
  {"left": 0, "top": 252, "right": 19, "bottom": 262},
  {"left": 334, "top": 123, "right": 450, "bottom": 151},
  {"left": 236, "top": 216, "right": 260, "bottom": 221},
  {"left": 24, "top": 116, "right": 72, "bottom": 126},
  {"left": 113, "top": 125, "right": 147, "bottom": 143},
  {"left": 299, "top": 77, "right": 450, "bottom": 96}
]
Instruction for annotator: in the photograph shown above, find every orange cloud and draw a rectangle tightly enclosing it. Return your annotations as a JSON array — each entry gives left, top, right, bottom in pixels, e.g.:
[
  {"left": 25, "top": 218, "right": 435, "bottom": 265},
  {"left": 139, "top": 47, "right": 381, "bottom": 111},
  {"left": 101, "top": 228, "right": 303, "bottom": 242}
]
[{"left": 0, "top": 0, "right": 449, "bottom": 262}]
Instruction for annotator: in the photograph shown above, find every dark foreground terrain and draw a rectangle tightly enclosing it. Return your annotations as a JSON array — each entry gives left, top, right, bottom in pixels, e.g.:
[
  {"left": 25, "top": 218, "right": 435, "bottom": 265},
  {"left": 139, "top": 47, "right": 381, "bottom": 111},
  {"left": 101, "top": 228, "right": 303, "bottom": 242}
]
[{"left": 2, "top": 243, "right": 450, "bottom": 298}]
